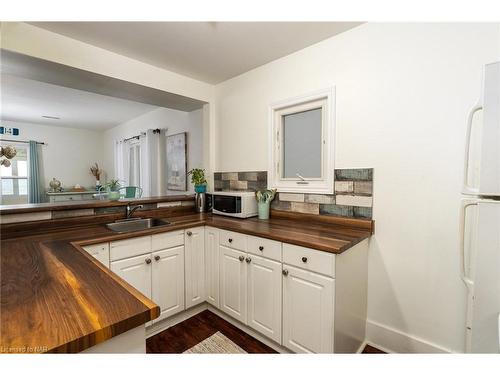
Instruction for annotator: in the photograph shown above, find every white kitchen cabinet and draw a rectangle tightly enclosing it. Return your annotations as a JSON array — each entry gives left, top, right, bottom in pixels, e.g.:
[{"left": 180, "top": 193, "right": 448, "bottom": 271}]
[
  {"left": 205, "top": 227, "right": 220, "bottom": 308},
  {"left": 111, "top": 253, "right": 152, "bottom": 299},
  {"left": 282, "top": 264, "right": 335, "bottom": 353},
  {"left": 152, "top": 245, "right": 185, "bottom": 321},
  {"left": 185, "top": 227, "right": 205, "bottom": 309},
  {"left": 82, "top": 243, "right": 109, "bottom": 268},
  {"left": 247, "top": 254, "right": 282, "bottom": 343},
  {"left": 220, "top": 245, "right": 247, "bottom": 324}
]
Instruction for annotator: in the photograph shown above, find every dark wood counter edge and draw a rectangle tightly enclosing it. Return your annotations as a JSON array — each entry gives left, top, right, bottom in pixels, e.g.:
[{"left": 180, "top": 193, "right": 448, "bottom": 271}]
[{"left": 0, "top": 194, "right": 195, "bottom": 215}]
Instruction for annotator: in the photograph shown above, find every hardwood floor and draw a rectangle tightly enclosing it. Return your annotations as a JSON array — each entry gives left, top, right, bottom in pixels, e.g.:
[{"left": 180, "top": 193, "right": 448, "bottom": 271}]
[
  {"left": 362, "top": 345, "right": 386, "bottom": 354},
  {"left": 146, "top": 309, "right": 386, "bottom": 354},
  {"left": 146, "top": 310, "right": 277, "bottom": 353}
]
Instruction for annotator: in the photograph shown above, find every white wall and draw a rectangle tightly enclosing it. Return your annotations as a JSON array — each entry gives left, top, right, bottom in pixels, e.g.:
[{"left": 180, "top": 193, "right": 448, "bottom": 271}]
[
  {"left": 102, "top": 107, "right": 204, "bottom": 193},
  {"left": 215, "top": 23, "right": 500, "bottom": 352},
  {"left": 1, "top": 120, "right": 105, "bottom": 189}
]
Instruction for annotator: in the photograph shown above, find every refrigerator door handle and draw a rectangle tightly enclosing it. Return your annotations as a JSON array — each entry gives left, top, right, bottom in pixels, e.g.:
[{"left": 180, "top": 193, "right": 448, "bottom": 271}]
[
  {"left": 459, "top": 199, "right": 477, "bottom": 288},
  {"left": 463, "top": 103, "right": 483, "bottom": 195}
]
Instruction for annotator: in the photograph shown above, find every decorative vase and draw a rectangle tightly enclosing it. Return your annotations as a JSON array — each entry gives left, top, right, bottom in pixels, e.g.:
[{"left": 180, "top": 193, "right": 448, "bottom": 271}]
[
  {"left": 258, "top": 201, "right": 271, "bottom": 220},
  {"left": 108, "top": 190, "right": 120, "bottom": 201},
  {"left": 95, "top": 180, "right": 102, "bottom": 192},
  {"left": 195, "top": 184, "right": 207, "bottom": 193}
]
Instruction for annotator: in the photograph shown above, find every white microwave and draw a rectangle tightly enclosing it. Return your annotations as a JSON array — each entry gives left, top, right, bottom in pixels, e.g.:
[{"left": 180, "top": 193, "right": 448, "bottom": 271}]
[{"left": 212, "top": 191, "right": 258, "bottom": 218}]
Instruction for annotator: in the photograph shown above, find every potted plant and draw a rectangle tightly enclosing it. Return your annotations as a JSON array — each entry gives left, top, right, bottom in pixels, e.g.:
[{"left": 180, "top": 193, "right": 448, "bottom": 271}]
[
  {"left": 104, "top": 179, "right": 121, "bottom": 201},
  {"left": 255, "top": 189, "right": 277, "bottom": 220},
  {"left": 187, "top": 168, "right": 207, "bottom": 193},
  {"left": 90, "top": 162, "right": 103, "bottom": 191}
]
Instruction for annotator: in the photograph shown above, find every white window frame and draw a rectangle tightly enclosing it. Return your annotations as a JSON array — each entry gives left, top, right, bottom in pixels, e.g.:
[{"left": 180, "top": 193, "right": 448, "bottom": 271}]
[
  {"left": 0, "top": 143, "right": 29, "bottom": 204},
  {"left": 268, "top": 87, "right": 335, "bottom": 194}
]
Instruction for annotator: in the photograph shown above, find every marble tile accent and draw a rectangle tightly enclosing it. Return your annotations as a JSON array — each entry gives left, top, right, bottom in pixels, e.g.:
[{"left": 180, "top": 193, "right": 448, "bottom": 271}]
[
  {"left": 335, "top": 195, "right": 373, "bottom": 208},
  {"left": 305, "top": 194, "right": 335, "bottom": 204},
  {"left": 214, "top": 171, "right": 267, "bottom": 191},
  {"left": 291, "top": 202, "right": 319, "bottom": 215},
  {"left": 278, "top": 193, "right": 305, "bottom": 202},
  {"left": 238, "top": 172, "right": 258, "bottom": 181},
  {"left": 230, "top": 180, "right": 248, "bottom": 190},
  {"left": 334, "top": 181, "right": 354, "bottom": 193},
  {"left": 214, "top": 168, "right": 373, "bottom": 219},
  {"left": 52, "top": 209, "right": 94, "bottom": 219},
  {"left": 354, "top": 181, "right": 373, "bottom": 195},
  {"left": 221, "top": 172, "right": 238, "bottom": 181},
  {"left": 319, "top": 204, "right": 354, "bottom": 217},
  {"left": 335, "top": 168, "right": 373, "bottom": 181},
  {"left": 353, "top": 207, "right": 373, "bottom": 219},
  {"left": 271, "top": 200, "right": 292, "bottom": 211}
]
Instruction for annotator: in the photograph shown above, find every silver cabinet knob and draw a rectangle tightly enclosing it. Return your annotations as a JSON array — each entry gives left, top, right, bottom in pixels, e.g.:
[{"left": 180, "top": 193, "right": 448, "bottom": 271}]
[
  {"left": 245, "top": 257, "right": 252, "bottom": 263},
  {"left": 282, "top": 269, "right": 289, "bottom": 276},
  {"left": 238, "top": 255, "right": 245, "bottom": 262},
  {"left": 301, "top": 257, "right": 308, "bottom": 263},
  {"left": 145, "top": 258, "right": 152, "bottom": 264},
  {"left": 154, "top": 255, "right": 160, "bottom": 261},
  {"left": 186, "top": 231, "right": 193, "bottom": 236}
]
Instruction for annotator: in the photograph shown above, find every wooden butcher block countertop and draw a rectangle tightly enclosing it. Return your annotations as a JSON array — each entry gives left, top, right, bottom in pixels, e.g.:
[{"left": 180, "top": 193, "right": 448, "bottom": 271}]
[{"left": 0, "top": 211, "right": 372, "bottom": 353}]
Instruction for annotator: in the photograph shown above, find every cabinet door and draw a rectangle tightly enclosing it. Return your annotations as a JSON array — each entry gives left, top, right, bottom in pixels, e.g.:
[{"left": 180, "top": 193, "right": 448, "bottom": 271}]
[
  {"left": 82, "top": 243, "right": 109, "bottom": 268},
  {"left": 111, "top": 254, "right": 152, "bottom": 299},
  {"left": 282, "top": 265, "right": 334, "bottom": 353},
  {"left": 247, "top": 254, "right": 282, "bottom": 343},
  {"left": 220, "top": 245, "right": 247, "bottom": 324},
  {"left": 205, "top": 227, "right": 220, "bottom": 308},
  {"left": 185, "top": 227, "right": 205, "bottom": 309},
  {"left": 152, "top": 246, "right": 185, "bottom": 322}
]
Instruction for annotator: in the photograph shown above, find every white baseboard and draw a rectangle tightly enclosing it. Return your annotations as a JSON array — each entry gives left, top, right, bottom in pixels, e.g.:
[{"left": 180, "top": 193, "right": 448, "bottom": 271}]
[
  {"left": 365, "top": 319, "right": 453, "bottom": 353},
  {"left": 146, "top": 303, "right": 208, "bottom": 338}
]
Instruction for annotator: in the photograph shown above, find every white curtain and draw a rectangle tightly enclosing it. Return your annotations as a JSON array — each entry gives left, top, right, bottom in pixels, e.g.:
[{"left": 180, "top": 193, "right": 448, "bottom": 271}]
[
  {"left": 114, "top": 140, "right": 130, "bottom": 187},
  {"left": 139, "top": 129, "right": 166, "bottom": 197}
]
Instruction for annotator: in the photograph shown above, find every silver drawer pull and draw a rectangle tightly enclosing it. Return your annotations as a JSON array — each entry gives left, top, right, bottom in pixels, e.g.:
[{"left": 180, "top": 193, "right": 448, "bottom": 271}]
[
  {"left": 238, "top": 255, "right": 245, "bottom": 262},
  {"left": 301, "top": 257, "right": 308, "bottom": 263},
  {"left": 145, "top": 258, "right": 152, "bottom": 264},
  {"left": 259, "top": 246, "right": 264, "bottom": 251},
  {"left": 282, "top": 269, "right": 289, "bottom": 276},
  {"left": 245, "top": 257, "right": 252, "bottom": 263}
]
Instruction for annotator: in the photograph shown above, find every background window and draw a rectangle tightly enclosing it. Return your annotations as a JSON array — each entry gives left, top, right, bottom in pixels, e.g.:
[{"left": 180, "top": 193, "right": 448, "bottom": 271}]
[{"left": 0, "top": 144, "right": 29, "bottom": 205}]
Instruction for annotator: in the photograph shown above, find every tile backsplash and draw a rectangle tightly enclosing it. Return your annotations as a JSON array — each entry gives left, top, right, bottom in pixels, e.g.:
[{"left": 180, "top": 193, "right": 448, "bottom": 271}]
[{"left": 213, "top": 168, "right": 373, "bottom": 219}]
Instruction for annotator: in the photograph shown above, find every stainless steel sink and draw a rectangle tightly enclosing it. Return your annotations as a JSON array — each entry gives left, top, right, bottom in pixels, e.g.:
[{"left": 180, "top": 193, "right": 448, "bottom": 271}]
[{"left": 106, "top": 218, "right": 171, "bottom": 233}]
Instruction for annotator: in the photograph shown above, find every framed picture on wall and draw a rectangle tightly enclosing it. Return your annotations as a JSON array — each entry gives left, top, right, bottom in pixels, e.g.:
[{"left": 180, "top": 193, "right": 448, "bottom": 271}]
[{"left": 166, "top": 132, "right": 187, "bottom": 191}]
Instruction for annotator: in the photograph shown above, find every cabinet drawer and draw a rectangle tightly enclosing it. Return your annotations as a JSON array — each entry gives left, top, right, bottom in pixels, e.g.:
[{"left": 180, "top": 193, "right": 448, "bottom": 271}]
[
  {"left": 151, "top": 230, "right": 184, "bottom": 251},
  {"left": 247, "top": 235, "right": 282, "bottom": 262},
  {"left": 82, "top": 243, "right": 110, "bottom": 268},
  {"left": 219, "top": 230, "right": 247, "bottom": 251},
  {"left": 110, "top": 236, "right": 151, "bottom": 261},
  {"left": 282, "top": 243, "right": 335, "bottom": 277}
]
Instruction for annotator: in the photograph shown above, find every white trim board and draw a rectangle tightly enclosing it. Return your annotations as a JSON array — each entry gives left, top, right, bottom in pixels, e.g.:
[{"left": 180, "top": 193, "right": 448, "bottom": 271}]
[{"left": 366, "top": 319, "right": 454, "bottom": 353}]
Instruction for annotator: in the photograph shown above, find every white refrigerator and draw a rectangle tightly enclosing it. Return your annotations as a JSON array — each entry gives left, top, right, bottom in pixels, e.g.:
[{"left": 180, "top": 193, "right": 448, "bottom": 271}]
[{"left": 460, "top": 61, "right": 500, "bottom": 353}]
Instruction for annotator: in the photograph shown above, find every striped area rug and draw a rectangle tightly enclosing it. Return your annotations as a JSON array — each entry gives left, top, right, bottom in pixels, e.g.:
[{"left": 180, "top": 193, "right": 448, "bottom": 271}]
[{"left": 183, "top": 332, "right": 247, "bottom": 354}]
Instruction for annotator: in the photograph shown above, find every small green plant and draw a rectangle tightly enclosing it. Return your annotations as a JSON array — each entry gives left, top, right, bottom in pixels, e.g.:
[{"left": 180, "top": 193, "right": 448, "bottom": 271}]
[
  {"left": 104, "top": 179, "right": 121, "bottom": 192},
  {"left": 187, "top": 168, "right": 207, "bottom": 186},
  {"left": 255, "top": 189, "right": 277, "bottom": 203}
]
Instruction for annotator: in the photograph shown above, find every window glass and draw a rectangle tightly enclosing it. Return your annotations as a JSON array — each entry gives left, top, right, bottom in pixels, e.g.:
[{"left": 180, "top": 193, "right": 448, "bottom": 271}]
[{"left": 282, "top": 108, "right": 322, "bottom": 178}]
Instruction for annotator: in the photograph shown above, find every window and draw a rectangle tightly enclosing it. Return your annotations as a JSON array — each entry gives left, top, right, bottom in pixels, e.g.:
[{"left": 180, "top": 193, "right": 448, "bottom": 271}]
[
  {"left": 128, "top": 141, "right": 141, "bottom": 187},
  {"left": 0, "top": 144, "right": 29, "bottom": 205},
  {"left": 269, "top": 88, "right": 335, "bottom": 193}
]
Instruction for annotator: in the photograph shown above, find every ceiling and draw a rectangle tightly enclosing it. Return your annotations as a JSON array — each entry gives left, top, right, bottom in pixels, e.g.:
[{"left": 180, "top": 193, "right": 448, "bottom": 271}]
[
  {"left": 0, "top": 74, "right": 159, "bottom": 130},
  {"left": 30, "top": 22, "right": 362, "bottom": 84}
]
